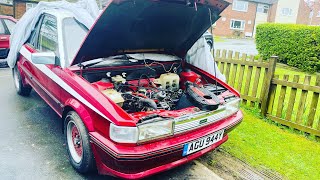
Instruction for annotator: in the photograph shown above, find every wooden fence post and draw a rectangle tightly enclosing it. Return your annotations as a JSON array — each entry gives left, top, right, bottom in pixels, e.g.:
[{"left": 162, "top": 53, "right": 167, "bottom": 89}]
[{"left": 261, "top": 56, "right": 277, "bottom": 116}]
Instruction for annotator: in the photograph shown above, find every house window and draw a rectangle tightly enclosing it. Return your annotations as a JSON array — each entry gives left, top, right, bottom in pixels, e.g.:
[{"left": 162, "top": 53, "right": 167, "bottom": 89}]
[
  {"left": 230, "top": 19, "right": 245, "bottom": 30},
  {"left": 26, "top": 3, "right": 37, "bottom": 11},
  {"left": 281, "top": 8, "right": 293, "bottom": 16},
  {"left": 257, "top": 4, "right": 269, "bottom": 13},
  {"left": 232, "top": 0, "right": 248, "bottom": 12}
]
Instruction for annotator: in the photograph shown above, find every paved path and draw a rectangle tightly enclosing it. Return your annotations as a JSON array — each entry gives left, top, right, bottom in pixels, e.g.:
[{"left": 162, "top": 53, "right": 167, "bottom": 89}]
[{"left": 0, "top": 68, "right": 222, "bottom": 180}]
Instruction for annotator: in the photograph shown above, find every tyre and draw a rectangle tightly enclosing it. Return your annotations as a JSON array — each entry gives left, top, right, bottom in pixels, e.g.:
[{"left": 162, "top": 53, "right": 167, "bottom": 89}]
[
  {"left": 64, "top": 111, "right": 96, "bottom": 173},
  {"left": 12, "top": 65, "right": 31, "bottom": 96}
]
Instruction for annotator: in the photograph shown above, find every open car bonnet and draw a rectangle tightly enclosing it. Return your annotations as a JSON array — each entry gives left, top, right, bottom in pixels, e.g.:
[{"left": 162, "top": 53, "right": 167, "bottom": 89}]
[{"left": 71, "top": 0, "right": 229, "bottom": 66}]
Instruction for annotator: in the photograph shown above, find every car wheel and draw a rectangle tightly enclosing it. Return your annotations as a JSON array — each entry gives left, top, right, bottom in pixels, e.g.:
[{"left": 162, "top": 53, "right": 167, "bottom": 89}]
[
  {"left": 64, "top": 111, "right": 96, "bottom": 173},
  {"left": 12, "top": 65, "right": 31, "bottom": 96}
]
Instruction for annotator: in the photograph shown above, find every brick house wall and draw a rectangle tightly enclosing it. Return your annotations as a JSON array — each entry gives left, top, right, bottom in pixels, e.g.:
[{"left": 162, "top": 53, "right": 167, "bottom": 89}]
[
  {"left": 296, "top": 0, "right": 310, "bottom": 24},
  {"left": 268, "top": 1, "right": 278, "bottom": 22},
  {"left": 0, "top": 3, "right": 13, "bottom": 16},
  {"left": 0, "top": 1, "right": 35, "bottom": 19},
  {"left": 15, "top": 2, "right": 26, "bottom": 19},
  {"left": 305, "top": 1, "right": 320, "bottom": 25},
  {"left": 212, "top": 0, "right": 320, "bottom": 37},
  {"left": 213, "top": 0, "right": 258, "bottom": 37},
  {"left": 311, "top": 3, "right": 320, "bottom": 25}
]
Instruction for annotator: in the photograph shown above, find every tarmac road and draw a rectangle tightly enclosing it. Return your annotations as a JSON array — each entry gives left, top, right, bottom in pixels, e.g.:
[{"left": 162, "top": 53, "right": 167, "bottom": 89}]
[
  {"left": 0, "top": 68, "right": 222, "bottom": 180},
  {"left": 215, "top": 38, "right": 258, "bottom": 55}
]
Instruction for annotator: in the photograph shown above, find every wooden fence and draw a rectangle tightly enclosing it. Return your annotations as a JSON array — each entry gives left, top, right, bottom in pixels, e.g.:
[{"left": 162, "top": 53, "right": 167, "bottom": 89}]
[{"left": 215, "top": 50, "right": 320, "bottom": 137}]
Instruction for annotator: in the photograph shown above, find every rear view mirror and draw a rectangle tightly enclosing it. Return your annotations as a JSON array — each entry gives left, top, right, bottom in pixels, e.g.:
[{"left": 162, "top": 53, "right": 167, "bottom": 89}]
[{"left": 31, "top": 52, "right": 56, "bottom": 65}]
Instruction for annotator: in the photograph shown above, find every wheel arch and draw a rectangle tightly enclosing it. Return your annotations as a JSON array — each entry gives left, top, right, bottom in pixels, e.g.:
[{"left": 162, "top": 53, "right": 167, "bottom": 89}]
[
  {"left": 62, "top": 98, "right": 95, "bottom": 133},
  {"left": 15, "top": 60, "right": 29, "bottom": 87}
]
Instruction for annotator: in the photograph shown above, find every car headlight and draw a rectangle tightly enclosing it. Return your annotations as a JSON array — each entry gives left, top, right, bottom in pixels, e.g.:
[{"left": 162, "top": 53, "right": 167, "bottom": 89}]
[
  {"left": 138, "top": 119, "right": 174, "bottom": 142},
  {"left": 225, "top": 98, "right": 241, "bottom": 115},
  {"left": 109, "top": 123, "right": 138, "bottom": 143},
  {"left": 109, "top": 119, "right": 174, "bottom": 143}
]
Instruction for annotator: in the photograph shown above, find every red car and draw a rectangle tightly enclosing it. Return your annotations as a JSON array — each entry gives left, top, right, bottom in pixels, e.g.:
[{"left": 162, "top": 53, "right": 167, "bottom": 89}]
[
  {"left": 0, "top": 15, "right": 16, "bottom": 66},
  {"left": 13, "top": 0, "right": 242, "bottom": 179}
]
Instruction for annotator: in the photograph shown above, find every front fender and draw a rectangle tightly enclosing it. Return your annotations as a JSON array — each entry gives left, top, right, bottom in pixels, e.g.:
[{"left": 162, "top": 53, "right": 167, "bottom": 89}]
[{"left": 64, "top": 98, "right": 95, "bottom": 131}]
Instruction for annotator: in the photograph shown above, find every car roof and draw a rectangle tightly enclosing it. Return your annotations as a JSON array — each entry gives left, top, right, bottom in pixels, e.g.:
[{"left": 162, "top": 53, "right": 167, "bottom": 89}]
[{"left": 42, "top": 9, "right": 74, "bottom": 20}]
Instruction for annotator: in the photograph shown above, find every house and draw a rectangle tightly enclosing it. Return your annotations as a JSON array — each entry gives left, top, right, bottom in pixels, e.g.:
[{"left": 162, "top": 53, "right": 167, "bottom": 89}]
[
  {"left": 266, "top": 0, "right": 320, "bottom": 25},
  {"left": 213, "top": 0, "right": 278, "bottom": 37},
  {"left": 213, "top": 0, "right": 316, "bottom": 37},
  {"left": 299, "top": 0, "right": 320, "bottom": 25},
  {"left": 1, "top": 0, "right": 316, "bottom": 35},
  {"left": 0, "top": 0, "right": 37, "bottom": 19}
]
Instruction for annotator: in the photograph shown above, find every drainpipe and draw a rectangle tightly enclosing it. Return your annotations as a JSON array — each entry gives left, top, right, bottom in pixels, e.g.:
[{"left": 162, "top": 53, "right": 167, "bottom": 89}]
[
  {"left": 13, "top": 0, "right": 16, "bottom": 18},
  {"left": 252, "top": 2, "right": 258, "bottom": 37}
]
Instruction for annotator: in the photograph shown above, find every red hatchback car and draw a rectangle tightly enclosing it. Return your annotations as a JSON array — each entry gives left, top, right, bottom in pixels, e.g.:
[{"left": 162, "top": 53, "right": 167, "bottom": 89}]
[
  {"left": 0, "top": 15, "right": 16, "bottom": 59},
  {"left": 13, "top": 0, "right": 242, "bottom": 179}
]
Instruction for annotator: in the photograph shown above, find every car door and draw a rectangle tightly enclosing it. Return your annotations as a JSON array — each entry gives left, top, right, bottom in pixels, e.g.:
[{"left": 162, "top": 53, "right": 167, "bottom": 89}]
[
  {"left": 0, "top": 19, "right": 10, "bottom": 58},
  {"left": 20, "top": 14, "right": 63, "bottom": 115}
]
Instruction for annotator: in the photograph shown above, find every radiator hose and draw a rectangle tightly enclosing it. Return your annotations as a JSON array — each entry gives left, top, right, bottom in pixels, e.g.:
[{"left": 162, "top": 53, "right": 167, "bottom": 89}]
[{"left": 140, "top": 98, "right": 158, "bottom": 110}]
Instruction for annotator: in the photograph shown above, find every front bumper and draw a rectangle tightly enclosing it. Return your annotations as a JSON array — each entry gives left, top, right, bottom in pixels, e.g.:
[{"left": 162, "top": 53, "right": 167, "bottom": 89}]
[{"left": 89, "top": 110, "right": 243, "bottom": 179}]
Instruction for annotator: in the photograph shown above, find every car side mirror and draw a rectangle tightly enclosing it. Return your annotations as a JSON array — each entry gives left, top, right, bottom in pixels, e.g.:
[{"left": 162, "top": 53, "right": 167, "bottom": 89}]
[{"left": 31, "top": 52, "right": 57, "bottom": 65}]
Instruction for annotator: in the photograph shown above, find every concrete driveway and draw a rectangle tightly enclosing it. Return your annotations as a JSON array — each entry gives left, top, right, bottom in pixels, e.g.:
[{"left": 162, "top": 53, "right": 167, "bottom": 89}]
[{"left": 0, "top": 68, "right": 222, "bottom": 180}]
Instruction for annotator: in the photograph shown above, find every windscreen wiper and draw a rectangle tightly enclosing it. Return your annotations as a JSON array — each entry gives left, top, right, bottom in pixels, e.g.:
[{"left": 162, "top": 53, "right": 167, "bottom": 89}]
[{"left": 80, "top": 54, "right": 130, "bottom": 69}]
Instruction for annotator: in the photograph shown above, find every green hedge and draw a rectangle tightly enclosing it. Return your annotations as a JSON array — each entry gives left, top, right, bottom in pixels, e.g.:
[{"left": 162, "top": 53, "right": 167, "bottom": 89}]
[{"left": 256, "top": 23, "right": 320, "bottom": 72}]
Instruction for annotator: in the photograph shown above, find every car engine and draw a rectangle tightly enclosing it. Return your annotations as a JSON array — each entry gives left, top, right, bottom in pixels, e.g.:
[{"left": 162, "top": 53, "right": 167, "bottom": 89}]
[{"left": 91, "top": 69, "right": 234, "bottom": 114}]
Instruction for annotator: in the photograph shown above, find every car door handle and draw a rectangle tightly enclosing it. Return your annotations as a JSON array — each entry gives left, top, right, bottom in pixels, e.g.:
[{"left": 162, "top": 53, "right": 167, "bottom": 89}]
[{"left": 0, "top": 37, "right": 7, "bottom": 40}]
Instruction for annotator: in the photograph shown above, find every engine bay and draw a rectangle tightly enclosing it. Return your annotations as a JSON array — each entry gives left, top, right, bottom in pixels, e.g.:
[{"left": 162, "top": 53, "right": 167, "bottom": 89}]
[{"left": 84, "top": 62, "right": 237, "bottom": 121}]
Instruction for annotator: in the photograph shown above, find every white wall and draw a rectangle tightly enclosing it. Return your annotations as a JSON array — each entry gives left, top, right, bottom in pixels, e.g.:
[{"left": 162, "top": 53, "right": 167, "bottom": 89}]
[
  {"left": 253, "top": 4, "right": 270, "bottom": 36},
  {"left": 256, "top": 5, "right": 269, "bottom": 24},
  {"left": 274, "top": 0, "right": 300, "bottom": 23}
]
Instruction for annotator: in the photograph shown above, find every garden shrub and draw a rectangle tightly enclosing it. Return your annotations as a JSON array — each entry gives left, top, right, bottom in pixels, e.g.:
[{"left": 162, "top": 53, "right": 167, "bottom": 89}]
[
  {"left": 232, "top": 30, "right": 243, "bottom": 37},
  {"left": 256, "top": 23, "right": 320, "bottom": 72}
]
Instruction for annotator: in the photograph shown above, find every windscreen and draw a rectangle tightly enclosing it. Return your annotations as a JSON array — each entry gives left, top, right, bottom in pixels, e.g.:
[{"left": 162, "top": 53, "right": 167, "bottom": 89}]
[{"left": 63, "top": 17, "right": 88, "bottom": 66}]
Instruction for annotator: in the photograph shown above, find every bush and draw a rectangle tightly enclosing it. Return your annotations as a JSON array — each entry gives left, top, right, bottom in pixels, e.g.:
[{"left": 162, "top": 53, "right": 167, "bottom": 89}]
[
  {"left": 256, "top": 23, "right": 320, "bottom": 72},
  {"left": 232, "top": 30, "right": 243, "bottom": 37}
]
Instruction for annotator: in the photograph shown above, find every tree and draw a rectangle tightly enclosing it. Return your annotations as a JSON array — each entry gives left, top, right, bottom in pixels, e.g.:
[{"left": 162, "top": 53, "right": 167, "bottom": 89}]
[
  {"left": 304, "top": 0, "right": 316, "bottom": 25},
  {"left": 304, "top": 0, "right": 315, "bottom": 9}
]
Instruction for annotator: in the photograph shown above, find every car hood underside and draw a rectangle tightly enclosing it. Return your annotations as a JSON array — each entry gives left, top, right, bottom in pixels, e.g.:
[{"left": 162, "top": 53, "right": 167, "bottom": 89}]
[{"left": 71, "top": 0, "right": 229, "bottom": 66}]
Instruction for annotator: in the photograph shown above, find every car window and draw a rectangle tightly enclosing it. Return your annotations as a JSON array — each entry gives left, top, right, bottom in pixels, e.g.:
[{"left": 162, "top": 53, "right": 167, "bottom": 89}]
[
  {"left": 3, "top": 19, "right": 16, "bottom": 34},
  {"left": 63, "top": 17, "right": 88, "bottom": 66},
  {"left": 0, "top": 20, "right": 6, "bottom": 34},
  {"left": 38, "top": 15, "right": 58, "bottom": 54},
  {"left": 27, "top": 15, "right": 43, "bottom": 47}
]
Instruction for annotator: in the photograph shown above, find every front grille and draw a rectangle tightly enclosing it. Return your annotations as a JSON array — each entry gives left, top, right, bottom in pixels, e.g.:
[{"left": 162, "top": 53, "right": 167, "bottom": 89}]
[{"left": 174, "top": 106, "right": 235, "bottom": 134}]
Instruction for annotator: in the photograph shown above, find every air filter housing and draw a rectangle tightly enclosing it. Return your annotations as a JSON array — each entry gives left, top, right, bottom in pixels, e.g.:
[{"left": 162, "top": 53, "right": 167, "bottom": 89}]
[{"left": 186, "top": 82, "right": 220, "bottom": 111}]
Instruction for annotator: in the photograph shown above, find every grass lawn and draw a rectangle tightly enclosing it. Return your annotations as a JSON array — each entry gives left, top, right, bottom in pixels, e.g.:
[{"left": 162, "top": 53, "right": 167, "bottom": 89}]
[
  {"left": 214, "top": 36, "right": 226, "bottom": 43},
  {"left": 221, "top": 107, "right": 320, "bottom": 180},
  {"left": 215, "top": 50, "right": 320, "bottom": 179},
  {"left": 275, "top": 64, "right": 319, "bottom": 85}
]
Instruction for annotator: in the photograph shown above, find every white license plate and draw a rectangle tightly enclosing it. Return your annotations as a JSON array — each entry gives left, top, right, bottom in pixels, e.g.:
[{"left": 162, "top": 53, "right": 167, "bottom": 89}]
[{"left": 182, "top": 129, "right": 224, "bottom": 156}]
